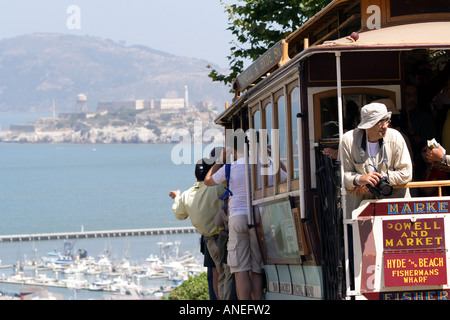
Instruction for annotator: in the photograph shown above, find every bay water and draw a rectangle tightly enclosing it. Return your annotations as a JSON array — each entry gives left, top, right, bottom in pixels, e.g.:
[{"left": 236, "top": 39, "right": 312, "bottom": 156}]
[{"left": 0, "top": 142, "right": 209, "bottom": 299}]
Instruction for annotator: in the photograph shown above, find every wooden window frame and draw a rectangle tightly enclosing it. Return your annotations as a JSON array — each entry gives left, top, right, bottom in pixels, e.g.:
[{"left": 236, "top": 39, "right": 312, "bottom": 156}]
[{"left": 313, "top": 87, "right": 396, "bottom": 142}]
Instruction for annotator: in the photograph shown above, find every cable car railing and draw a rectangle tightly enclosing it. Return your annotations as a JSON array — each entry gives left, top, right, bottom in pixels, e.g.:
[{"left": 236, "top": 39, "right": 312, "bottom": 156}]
[
  {"left": 393, "top": 180, "right": 450, "bottom": 197},
  {"left": 345, "top": 180, "right": 450, "bottom": 197}
]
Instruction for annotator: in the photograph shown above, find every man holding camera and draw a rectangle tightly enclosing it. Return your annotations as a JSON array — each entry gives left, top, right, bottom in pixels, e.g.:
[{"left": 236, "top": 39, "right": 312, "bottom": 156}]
[{"left": 341, "top": 102, "right": 413, "bottom": 213}]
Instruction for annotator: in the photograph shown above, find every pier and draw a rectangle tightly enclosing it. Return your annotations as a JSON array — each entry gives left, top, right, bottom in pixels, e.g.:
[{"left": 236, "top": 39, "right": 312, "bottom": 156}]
[{"left": 0, "top": 226, "right": 198, "bottom": 243}]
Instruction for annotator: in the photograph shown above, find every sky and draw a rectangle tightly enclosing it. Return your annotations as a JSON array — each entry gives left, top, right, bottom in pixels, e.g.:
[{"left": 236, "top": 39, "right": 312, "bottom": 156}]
[{"left": 0, "top": 0, "right": 237, "bottom": 69}]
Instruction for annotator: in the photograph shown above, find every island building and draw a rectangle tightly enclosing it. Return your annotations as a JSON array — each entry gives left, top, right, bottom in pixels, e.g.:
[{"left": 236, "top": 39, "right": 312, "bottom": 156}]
[
  {"left": 96, "top": 98, "right": 186, "bottom": 113},
  {"left": 97, "top": 85, "right": 191, "bottom": 113}
]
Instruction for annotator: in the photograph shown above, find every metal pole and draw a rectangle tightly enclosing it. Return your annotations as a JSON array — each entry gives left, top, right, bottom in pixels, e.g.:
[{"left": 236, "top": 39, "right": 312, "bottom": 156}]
[
  {"left": 336, "top": 52, "right": 346, "bottom": 213},
  {"left": 336, "top": 51, "right": 351, "bottom": 298},
  {"left": 245, "top": 138, "right": 253, "bottom": 227},
  {"left": 297, "top": 103, "right": 306, "bottom": 220}
]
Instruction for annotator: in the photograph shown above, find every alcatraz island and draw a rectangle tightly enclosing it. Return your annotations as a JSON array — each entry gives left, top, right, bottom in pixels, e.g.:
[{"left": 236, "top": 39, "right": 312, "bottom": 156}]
[{"left": 0, "top": 93, "right": 223, "bottom": 144}]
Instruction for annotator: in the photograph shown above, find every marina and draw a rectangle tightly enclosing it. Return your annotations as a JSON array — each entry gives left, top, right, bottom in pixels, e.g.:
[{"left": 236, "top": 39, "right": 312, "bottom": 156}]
[{"left": 0, "top": 236, "right": 205, "bottom": 299}]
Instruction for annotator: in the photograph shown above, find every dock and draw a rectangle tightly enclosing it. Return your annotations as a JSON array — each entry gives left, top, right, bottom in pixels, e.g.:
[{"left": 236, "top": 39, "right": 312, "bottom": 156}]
[{"left": 0, "top": 226, "right": 198, "bottom": 243}]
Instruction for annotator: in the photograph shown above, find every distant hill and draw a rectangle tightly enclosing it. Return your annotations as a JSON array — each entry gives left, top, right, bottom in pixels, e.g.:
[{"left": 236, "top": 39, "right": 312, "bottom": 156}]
[{"left": 0, "top": 33, "right": 231, "bottom": 112}]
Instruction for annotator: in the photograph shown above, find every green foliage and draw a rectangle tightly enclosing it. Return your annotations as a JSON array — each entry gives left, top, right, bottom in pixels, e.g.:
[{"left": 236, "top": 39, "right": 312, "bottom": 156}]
[
  {"left": 163, "top": 272, "right": 210, "bottom": 300},
  {"left": 208, "top": 0, "right": 332, "bottom": 86}
]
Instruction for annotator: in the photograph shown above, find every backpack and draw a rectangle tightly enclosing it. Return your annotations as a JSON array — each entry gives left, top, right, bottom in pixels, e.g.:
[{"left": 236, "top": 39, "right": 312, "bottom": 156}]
[{"left": 219, "top": 163, "right": 233, "bottom": 199}]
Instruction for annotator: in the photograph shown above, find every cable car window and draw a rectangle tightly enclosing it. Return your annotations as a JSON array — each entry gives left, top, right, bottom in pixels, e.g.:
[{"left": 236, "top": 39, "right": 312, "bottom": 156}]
[
  {"left": 264, "top": 102, "right": 273, "bottom": 187},
  {"left": 253, "top": 109, "right": 262, "bottom": 190},
  {"left": 258, "top": 200, "right": 302, "bottom": 263},
  {"left": 290, "top": 87, "right": 300, "bottom": 179},
  {"left": 277, "top": 95, "right": 287, "bottom": 181},
  {"left": 321, "top": 94, "right": 388, "bottom": 137},
  {"left": 314, "top": 88, "right": 397, "bottom": 141},
  {"left": 232, "top": 113, "right": 241, "bottom": 130}
]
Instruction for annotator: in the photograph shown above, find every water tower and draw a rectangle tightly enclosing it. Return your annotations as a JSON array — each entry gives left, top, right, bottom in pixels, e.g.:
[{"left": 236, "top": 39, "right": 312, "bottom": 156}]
[{"left": 77, "top": 94, "right": 88, "bottom": 112}]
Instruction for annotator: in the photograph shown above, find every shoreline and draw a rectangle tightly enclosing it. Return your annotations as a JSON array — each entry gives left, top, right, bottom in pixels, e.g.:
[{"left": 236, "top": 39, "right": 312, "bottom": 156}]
[
  {"left": 0, "top": 126, "right": 171, "bottom": 144},
  {"left": 0, "top": 125, "right": 223, "bottom": 145}
]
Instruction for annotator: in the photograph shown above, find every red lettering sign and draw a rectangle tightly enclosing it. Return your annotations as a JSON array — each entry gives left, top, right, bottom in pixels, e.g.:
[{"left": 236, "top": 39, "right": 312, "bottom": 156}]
[
  {"left": 384, "top": 252, "right": 447, "bottom": 287},
  {"left": 383, "top": 218, "right": 445, "bottom": 251}
]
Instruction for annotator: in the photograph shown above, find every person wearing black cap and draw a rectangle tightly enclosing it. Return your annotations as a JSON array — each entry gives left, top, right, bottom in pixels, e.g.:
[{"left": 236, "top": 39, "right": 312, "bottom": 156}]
[
  {"left": 169, "top": 158, "right": 233, "bottom": 300},
  {"left": 341, "top": 102, "right": 413, "bottom": 212}
]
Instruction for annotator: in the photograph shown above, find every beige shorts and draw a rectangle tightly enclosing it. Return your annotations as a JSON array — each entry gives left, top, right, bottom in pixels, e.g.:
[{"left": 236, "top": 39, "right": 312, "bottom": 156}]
[{"left": 227, "top": 214, "right": 263, "bottom": 274}]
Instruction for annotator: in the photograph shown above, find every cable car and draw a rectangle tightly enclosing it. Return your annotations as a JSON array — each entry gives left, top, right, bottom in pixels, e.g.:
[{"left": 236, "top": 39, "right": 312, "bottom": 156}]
[{"left": 214, "top": 0, "right": 450, "bottom": 300}]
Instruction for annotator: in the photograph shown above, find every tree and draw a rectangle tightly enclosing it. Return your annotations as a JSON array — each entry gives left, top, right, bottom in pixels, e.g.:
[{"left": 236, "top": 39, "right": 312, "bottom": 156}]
[
  {"left": 163, "top": 272, "right": 210, "bottom": 300},
  {"left": 208, "top": 0, "right": 332, "bottom": 86}
]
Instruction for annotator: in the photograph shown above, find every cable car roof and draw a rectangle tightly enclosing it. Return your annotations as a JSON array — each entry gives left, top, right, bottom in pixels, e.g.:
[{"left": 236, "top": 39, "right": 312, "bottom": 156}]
[
  {"left": 317, "top": 21, "right": 450, "bottom": 49},
  {"left": 215, "top": 0, "right": 450, "bottom": 125}
]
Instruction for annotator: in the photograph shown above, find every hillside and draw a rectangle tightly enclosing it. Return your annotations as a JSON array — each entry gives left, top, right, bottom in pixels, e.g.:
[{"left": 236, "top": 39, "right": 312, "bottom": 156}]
[{"left": 0, "top": 33, "right": 230, "bottom": 112}]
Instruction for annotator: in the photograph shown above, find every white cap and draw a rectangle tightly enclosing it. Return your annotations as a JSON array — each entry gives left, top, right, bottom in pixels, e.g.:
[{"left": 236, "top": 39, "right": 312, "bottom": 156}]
[
  {"left": 373, "top": 98, "right": 400, "bottom": 115},
  {"left": 357, "top": 103, "right": 392, "bottom": 129}
]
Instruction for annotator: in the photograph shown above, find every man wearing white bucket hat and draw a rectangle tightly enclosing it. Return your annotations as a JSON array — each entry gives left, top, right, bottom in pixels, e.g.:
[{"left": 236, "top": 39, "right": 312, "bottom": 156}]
[{"left": 341, "top": 102, "right": 413, "bottom": 212}]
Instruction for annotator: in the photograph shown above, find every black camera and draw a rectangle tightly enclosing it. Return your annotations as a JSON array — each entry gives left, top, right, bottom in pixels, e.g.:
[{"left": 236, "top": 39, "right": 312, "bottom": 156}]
[{"left": 367, "top": 176, "right": 393, "bottom": 197}]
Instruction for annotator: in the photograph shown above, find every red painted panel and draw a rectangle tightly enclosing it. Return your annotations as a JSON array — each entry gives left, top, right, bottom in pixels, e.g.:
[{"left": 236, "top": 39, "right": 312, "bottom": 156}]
[
  {"left": 383, "top": 218, "right": 445, "bottom": 251},
  {"left": 384, "top": 252, "right": 447, "bottom": 287}
]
